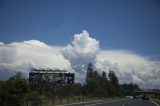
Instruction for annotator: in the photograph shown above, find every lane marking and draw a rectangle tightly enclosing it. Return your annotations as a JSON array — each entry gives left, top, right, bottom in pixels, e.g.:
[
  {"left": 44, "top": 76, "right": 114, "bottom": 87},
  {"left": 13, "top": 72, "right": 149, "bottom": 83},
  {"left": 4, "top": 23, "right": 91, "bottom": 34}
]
[
  {"left": 85, "top": 99, "right": 130, "bottom": 106},
  {"left": 65, "top": 100, "right": 105, "bottom": 106},
  {"left": 150, "top": 99, "right": 160, "bottom": 106}
]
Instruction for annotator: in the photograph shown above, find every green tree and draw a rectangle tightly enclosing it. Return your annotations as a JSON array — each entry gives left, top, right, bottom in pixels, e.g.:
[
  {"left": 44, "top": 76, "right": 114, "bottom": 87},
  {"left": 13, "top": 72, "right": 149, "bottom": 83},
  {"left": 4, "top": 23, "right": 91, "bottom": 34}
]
[
  {"left": 85, "top": 63, "right": 98, "bottom": 96},
  {"left": 102, "top": 71, "right": 107, "bottom": 80},
  {"left": 108, "top": 70, "right": 121, "bottom": 96},
  {"left": 121, "top": 83, "right": 141, "bottom": 96},
  {"left": 86, "top": 63, "right": 94, "bottom": 80},
  {"left": 0, "top": 72, "right": 28, "bottom": 106},
  {"left": 85, "top": 63, "right": 127, "bottom": 97}
]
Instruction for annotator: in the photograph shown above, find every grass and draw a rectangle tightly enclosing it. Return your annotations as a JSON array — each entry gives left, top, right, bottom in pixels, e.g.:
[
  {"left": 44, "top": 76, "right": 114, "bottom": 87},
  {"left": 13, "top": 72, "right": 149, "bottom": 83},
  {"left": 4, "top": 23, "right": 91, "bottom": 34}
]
[
  {"left": 24, "top": 95, "right": 123, "bottom": 106},
  {"left": 151, "top": 98, "right": 160, "bottom": 105},
  {"left": 42, "top": 96, "right": 122, "bottom": 106}
]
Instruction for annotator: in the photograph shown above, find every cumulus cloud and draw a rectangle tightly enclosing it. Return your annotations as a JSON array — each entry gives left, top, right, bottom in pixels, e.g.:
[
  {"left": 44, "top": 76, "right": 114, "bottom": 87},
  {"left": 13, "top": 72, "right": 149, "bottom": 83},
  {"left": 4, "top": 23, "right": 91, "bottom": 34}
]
[
  {"left": 62, "top": 30, "right": 99, "bottom": 82},
  {"left": 61, "top": 31, "right": 160, "bottom": 89},
  {"left": 0, "top": 40, "right": 71, "bottom": 79},
  {"left": 96, "top": 50, "right": 160, "bottom": 89},
  {"left": 0, "top": 31, "right": 160, "bottom": 89}
]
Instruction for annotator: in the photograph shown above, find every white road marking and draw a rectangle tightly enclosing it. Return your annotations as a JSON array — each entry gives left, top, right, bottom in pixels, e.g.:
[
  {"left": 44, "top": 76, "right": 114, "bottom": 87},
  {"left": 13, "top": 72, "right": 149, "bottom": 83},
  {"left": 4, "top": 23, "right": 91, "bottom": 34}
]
[
  {"left": 150, "top": 99, "right": 160, "bottom": 106},
  {"left": 85, "top": 99, "right": 129, "bottom": 106},
  {"left": 65, "top": 100, "right": 105, "bottom": 106}
]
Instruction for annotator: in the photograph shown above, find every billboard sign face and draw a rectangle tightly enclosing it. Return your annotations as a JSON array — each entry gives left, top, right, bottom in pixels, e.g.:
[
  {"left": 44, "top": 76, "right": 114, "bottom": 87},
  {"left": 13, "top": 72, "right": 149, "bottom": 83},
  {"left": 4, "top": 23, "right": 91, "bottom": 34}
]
[
  {"left": 29, "top": 73, "right": 42, "bottom": 84},
  {"left": 29, "top": 72, "right": 74, "bottom": 84},
  {"left": 41, "top": 73, "right": 62, "bottom": 83},
  {"left": 59, "top": 73, "right": 74, "bottom": 84}
]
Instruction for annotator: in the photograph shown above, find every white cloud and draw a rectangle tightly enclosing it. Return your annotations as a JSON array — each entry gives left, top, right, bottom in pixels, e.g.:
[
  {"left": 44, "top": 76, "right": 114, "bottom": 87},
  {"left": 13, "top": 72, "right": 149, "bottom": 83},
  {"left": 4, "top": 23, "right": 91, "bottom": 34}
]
[
  {"left": 0, "top": 42, "right": 4, "bottom": 45},
  {"left": 0, "top": 31, "right": 160, "bottom": 89},
  {"left": 0, "top": 40, "right": 71, "bottom": 79},
  {"left": 96, "top": 50, "right": 160, "bottom": 89},
  {"left": 61, "top": 30, "right": 99, "bottom": 82}
]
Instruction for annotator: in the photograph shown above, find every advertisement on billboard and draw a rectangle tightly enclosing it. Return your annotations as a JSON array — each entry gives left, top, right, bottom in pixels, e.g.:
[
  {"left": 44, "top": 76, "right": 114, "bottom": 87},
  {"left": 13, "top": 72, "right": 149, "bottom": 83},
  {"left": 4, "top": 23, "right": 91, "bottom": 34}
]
[{"left": 29, "top": 72, "right": 74, "bottom": 84}]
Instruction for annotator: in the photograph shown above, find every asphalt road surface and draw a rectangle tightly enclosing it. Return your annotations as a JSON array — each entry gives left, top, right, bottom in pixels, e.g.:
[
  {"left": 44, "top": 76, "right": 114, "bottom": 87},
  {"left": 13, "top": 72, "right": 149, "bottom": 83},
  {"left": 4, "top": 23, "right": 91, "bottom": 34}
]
[{"left": 65, "top": 98, "right": 158, "bottom": 106}]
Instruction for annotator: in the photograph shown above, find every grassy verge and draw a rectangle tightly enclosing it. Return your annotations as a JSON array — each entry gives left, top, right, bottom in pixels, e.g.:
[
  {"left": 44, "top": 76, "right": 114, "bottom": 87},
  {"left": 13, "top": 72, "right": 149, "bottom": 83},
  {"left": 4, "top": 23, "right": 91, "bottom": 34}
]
[
  {"left": 151, "top": 98, "right": 160, "bottom": 105},
  {"left": 23, "top": 95, "right": 125, "bottom": 106},
  {"left": 41, "top": 96, "right": 122, "bottom": 106}
]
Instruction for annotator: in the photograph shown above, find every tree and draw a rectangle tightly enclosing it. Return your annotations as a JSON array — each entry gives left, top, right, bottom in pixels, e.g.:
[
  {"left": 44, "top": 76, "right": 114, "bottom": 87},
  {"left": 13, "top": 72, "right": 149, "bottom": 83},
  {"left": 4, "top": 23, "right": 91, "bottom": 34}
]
[
  {"left": 108, "top": 70, "right": 121, "bottom": 96},
  {"left": 0, "top": 72, "right": 28, "bottom": 106},
  {"left": 108, "top": 70, "right": 118, "bottom": 86},
  {"left": 121, "top": 83, "right": 141, "bottom": 96},
  {"left": 102, "top": 71, "right": 107, "bottom": 80},
  {"left": 86, "top": 63, "right": 94, "bottom": 80},
  {"left": 85, "top": 63, "right": 99, "bottom": 96}
]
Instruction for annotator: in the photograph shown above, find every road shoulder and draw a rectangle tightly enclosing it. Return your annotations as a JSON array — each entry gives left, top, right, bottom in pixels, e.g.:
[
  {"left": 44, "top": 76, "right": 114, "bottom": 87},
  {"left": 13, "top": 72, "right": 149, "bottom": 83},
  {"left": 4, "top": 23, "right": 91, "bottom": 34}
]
[
  {"left": 64, "top": 98, "right": 130, "bottom": 106},
  {"left": 150, "top": 98, "right": 160, "bottom": 106}
]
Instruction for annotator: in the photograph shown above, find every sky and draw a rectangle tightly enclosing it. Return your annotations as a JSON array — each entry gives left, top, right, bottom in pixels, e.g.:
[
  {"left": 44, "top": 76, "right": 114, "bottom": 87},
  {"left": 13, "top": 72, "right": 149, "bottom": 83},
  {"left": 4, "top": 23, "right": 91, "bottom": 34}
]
[{"left": 0, "top": 0, "right": 160, "bottom": 89}]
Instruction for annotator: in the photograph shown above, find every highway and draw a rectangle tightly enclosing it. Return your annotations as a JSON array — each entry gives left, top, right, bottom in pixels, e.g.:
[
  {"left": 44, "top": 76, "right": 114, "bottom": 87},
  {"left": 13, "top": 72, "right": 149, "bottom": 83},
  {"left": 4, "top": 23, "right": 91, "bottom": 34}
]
[{"left": 65, "top": 98, "right": 158, "bottom": 106}]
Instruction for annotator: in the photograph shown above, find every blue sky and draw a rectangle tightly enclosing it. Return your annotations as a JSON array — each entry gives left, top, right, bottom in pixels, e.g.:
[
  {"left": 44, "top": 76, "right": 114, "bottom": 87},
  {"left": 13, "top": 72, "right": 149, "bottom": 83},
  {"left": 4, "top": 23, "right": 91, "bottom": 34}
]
[
  {"left": 0, "top": 0, "right": 160, "bottom": 57},
  {"left": 0, "top": 0, "right": 160, "bottom": 88}
]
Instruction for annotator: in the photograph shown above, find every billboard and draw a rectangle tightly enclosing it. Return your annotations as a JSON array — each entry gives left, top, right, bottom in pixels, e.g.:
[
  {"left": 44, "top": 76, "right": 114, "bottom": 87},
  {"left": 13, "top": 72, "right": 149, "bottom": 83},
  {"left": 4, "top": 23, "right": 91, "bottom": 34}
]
[{"left": 29, "top": 72, "right": 74, "bottom": 84}]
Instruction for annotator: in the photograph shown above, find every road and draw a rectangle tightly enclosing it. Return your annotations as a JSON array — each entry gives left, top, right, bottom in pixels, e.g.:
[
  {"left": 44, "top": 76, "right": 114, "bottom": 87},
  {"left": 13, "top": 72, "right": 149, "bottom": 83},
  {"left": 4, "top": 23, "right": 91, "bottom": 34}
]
[{"left": 65, "top": 98, "right": 158, "bottom": 106}]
